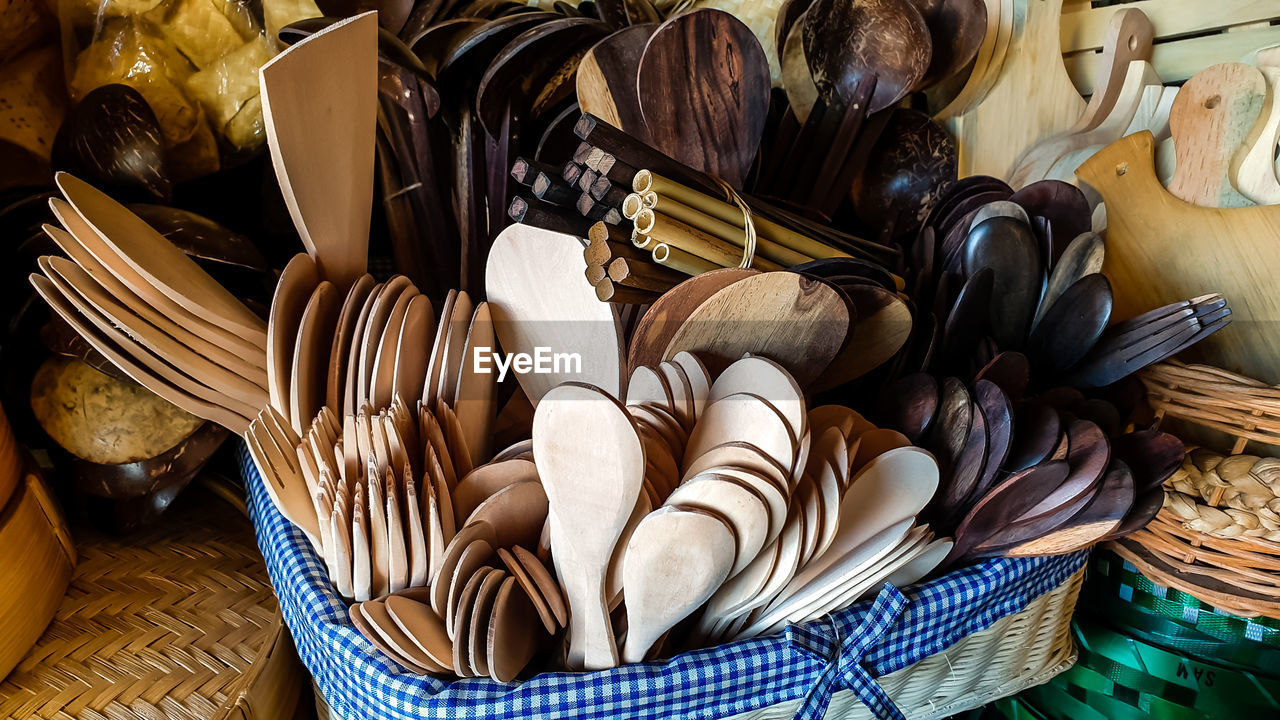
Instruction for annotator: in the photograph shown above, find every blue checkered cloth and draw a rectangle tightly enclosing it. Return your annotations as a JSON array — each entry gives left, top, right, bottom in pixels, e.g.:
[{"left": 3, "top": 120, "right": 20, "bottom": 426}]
[{"left": 239, "top": 445, "right": 1086, "bottom": 720}]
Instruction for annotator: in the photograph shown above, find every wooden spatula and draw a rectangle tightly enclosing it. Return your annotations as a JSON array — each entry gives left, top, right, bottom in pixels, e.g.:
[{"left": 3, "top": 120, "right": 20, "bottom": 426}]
[{"left": 260, "top": 11, "right": 378, "bottom": 290}]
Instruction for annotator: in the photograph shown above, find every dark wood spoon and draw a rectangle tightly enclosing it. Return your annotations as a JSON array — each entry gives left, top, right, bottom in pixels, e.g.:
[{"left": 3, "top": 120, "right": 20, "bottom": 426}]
[
  {"left": 942, "top": 398, "right": 987, "bottom": 516},
  {"left": 802, "top": 0, "right": 931, "bottom": 113},
  {"left": 51, "top": 84, "right": 170, "bottom": 203},
  {"left": 941, "top": 267, "right": 992, "bottom": 371},
  {"left": 1008, "top": 180, "right": 1091, "bottom": 268},
  {"left": 963, "top": 216, "right": 1043, "bottom": 349},
  {"left": 1004, "top": 459, "right": 1135, "bottom": 556},
  {"left": 850, "top": 108, "right": 957, "bottom": 235},
  {"left": 476, "top": 17, "right": 611, "bottom": 137},
  {"left": 1026, "top": 273, "right": 1113, "bottom": 373},
  {"left": 927, "top": 377, "right": 972, "bottom": 473},
  {"left": 1112, "top": 430, "right": 1185, "bottom": 493},
  {"left": 877, "top": 373, "right": 939, "bottom": 442},
  {"left": 947, "top": 460, "right": 1070, "bottom": 563},
  {"left": 1032, "top": 231, "right": 1104, "bottom": 331},
  {"left": 576, "top": 24, "right": 656, "bottom": 139},
  {"left": 1020, "top": 420, "right": 1110, "bottom": 519},
  {"left": 637, "top": 9, "right": 771, "bottom": 188},
  {"left": 971, "top": 379, "right": 1013, "bottom": 499},
  {"left": 924, "top": 175, "right": 1011, "bottom": 231},
  {"left": 974, "top": 351, "right": 1030, "bottom": 401},
  {"left": 1103, "top": 480, "right": 1165, "bottom": 540},
  {"left": 918, "top": 0, "right": 986, "bottom": 87},
  {"left": 1005, "top": 403, "right": 1061, "bottom": 471}
]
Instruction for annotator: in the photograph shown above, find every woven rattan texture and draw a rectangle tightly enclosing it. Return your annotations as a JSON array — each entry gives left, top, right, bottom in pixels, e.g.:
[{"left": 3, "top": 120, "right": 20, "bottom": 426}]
[{"left": 0, "top": 486, "right": 279, "bottom": 719}]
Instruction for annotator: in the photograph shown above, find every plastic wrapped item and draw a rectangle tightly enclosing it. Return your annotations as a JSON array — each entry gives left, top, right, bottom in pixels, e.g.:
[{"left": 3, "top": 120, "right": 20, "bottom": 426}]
[{"left": 59, "top": 0, "right": 297, "bottom": 179}]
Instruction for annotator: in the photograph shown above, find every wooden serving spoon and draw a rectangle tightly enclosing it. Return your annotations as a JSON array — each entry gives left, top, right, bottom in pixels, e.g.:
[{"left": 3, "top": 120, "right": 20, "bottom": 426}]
[
  {"left": 576, "top": 24, "right": 655, "bottom": 138},
  {"left": 637, "top": 9, "right": 771, "bottom": 188},
  {"left": 487, "top": 225, "right": 625, "bottom": 405},
  {"left": 533, "top": 383, "right": 644, "bottom": 670},
  {"left": 55, "top": 174, "right": 267, "bottom": 345},
  {"left": 803, "top": 0, "right": 930, "bottom": 113},
  {"left": 663, "top": 272, "right": 849, "bottom": 387},
  {"left": 620, "top": 506, "right": 735, "bottom": 664}
]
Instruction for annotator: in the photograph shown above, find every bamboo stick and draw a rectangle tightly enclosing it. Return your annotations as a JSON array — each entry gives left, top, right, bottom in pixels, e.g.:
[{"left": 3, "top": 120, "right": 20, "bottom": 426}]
[
  {"left": 633, "top": 170, "right": 851, "bottom": 261},
  {"left": 635, "top": 209, "right": 782, "bottom": 271},
  {"left": 652, "top": 243, "right": 720, "bottom": 276},
  {"left": 608, "top": 257, "right": 683, "bottom": 293},
  {"left": 585, "top": 263, "right": 607, "bottom": 286},
  {"left": 645, "top": 193, "right": 810, "bottom": 267},
  {"left": 586, "top": 225, "right": 648, "bottom": 265},
  {"left": 576, "top": 193, "right": 614, "bottom": 221}
]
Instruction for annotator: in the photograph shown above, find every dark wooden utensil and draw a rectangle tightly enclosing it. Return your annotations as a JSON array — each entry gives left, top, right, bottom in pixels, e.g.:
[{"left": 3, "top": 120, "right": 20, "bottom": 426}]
[
  {"left": 1008, "top": 180, "right": 1091, "bottom": 267},
  {"left": 1112, "top": 429, "right": 1184, "bottom": 493},
  {"left": 576, "top": 24, "right": 656, "bottom": 138},
  {"left": 1004, "top": 459, "right": 1135, "bottom": 556},
  {"left": 627, "top": 269, "right": 757, "bottom": 371},
  {"left": 1026, "top": 273, "right": 1113, "bottom": 372},
  {"left": 850, "top": 109, "right": 957, "bottom": 235},
  {"left": 790, "top": 257, "right": 897, "bottom": 292},
  {"left": 1005, "top": 403, "right": 1061, "bottom": 472},
  {"left": 476, "top": 17, "right": 611, "bottom": 137},
  {"left": 802, "top": 0, "right": 931, "bottom": 113},
  {"left": 923, "top": 175, "right": 1011, "bottom": 232},
  {"left": 51, "top": 85, "right": 171, "bottom": 203},
  {"left": 918, "top": 0, "right": 986, "bottom": 86},
  {"left": 974, "top": 351, "right": 1030, "bottom": 401},
  {"left": 877, "top": 373, "right": 939, "bottom": 443},
  {"left": 927, "top": 377, "right": 972, "bottom": 474},
  {"left": 941, "top": 267, "right": 992, "bottom": 371},
  {"left": 1020, "top": 420, "right": 1110, "bottom": 518},
  {"left": 971, "top": 379, "right": 1013, "bottom": 499},
  {"left": 963, "top": 216, "right": 1043, "bottom": 349},
  {"left": 947, "top": 460, "right": 1070, "bottom": 562},
  {"left": 1032, "top": 231, "right": 1104, "bottom": 332},
  {"left": 637, "top": 9, "right": 771, "bottom": 188},
  {"left": 814, "top": 283, "right": 912, "bottom": 389},
  {"left": 314, "top": 0, "right": 415, "bottom": 35},
  {"left": 1103, "top": 479, "right": 1164, "bottom": 540},
  {"left": 942, "top": 399, "right": 987, "bottom": 516}
]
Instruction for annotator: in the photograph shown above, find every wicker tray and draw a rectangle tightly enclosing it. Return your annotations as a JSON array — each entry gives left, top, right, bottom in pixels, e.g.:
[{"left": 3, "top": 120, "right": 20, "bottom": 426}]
[
  {"left": 0, "top": 477, "right": 308, "bottom": 719},
  {"left": 1119, "top": 360, "right": 1280, "bottom": 618}
]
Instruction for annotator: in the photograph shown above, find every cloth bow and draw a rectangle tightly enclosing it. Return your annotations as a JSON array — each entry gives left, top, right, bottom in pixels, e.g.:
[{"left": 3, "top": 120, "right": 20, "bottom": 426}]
[{"left": 785, "top": 584, "right": 909, "bottom": 720}]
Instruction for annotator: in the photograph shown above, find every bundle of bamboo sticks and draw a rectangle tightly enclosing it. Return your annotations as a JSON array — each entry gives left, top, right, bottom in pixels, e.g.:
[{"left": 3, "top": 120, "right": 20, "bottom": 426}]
[{"left": 510, "top": 113, "right": 903, "bottom": 304}]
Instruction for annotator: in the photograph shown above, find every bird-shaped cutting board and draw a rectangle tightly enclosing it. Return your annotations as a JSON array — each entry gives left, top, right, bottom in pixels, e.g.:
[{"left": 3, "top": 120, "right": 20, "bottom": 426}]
[{"left": 1076, "top": 131, "right": 1280, "bottom": 384}]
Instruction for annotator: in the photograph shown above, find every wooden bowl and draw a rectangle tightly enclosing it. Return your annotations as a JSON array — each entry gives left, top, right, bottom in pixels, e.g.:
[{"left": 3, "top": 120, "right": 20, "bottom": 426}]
[{"left": 0, "top": 468, "right": 75, "bottom": 680}]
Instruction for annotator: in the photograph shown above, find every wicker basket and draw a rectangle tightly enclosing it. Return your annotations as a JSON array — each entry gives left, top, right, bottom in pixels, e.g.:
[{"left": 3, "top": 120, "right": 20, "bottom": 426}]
[
  {"left": 0, "top": 477, "right": 309, "bottom": 719},
  {"left": 310, "top": 570, "right": 1081, "bottom": 720},
  {"left": 1114, "top": 360, "right": 1280, "bottom": 618},
  {"left": 0, "top": 469, "right": 74, "bottom": 680}
]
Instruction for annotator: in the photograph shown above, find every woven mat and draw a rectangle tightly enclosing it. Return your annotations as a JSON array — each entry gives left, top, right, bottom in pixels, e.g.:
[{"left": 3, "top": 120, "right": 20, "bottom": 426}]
[{"left": 0, "top": 482, "right": 281, "bottom": 720}]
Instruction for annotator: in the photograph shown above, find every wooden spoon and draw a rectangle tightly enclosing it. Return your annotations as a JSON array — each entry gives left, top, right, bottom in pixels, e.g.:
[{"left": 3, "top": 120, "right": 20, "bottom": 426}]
[
  {"left": 487, "top": 575, "right": 540, "bottom": 682},
  {"left": 533, "top": 383, "right": 644, "bottom": 670},
  {"left": 876, "top": 373, "right": 938, "bottom": 443},
  {"left": 1026, "top": 273, "right": 1113, "bottom": 372},
  {"left": 577, "top": 24, "right": 655, "bottom": 138},
  {"left": 637, "top": 9, "right": 771, "bottom": 188},
  {"left": 664, "top": 272, "right": 849, "bottom": 388},
  {"left": 291, "top": 281, "right": 343, "bottom": 431},
  {"left": 466, "top": 481, "right": 548, "bottom": 549},
  {"left": 260, "top": 12, "right": 377, "bottom": 289},
  {"left": 803, "top": 0, "right": 931, "bottom": 113},
  {"left": 487, "top": 225, "right": 625, "bottom": 405},
  {"left": 628, "top": 269, "right": 756, "bottom": 372},
  {"left": 667, "top": 473, "right": 770, "bottom": 576},
  {"left": 55, "top": 174, "right": 267, "bottom": 345},
  {"left": 1112, "top": 430, "right": 1184, "bottom": 493},
  {"left": 963, "top": 216, "right": 1042, "bottom": 349},
  {"left": 621, "top": 506, "right": 735, "bottom": 664}
]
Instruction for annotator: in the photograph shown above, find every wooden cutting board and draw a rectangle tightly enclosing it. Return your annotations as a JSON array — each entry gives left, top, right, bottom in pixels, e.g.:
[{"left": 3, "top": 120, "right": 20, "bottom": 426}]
[
  {"left": 1076, "top": 131, "right": 1280, "bottom": 384},
  {"left": 947, "top": 0, "right": 1086, "bottom": 179}
]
